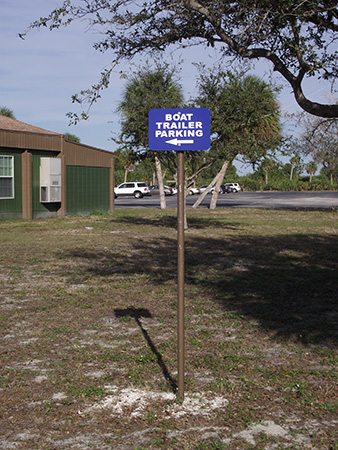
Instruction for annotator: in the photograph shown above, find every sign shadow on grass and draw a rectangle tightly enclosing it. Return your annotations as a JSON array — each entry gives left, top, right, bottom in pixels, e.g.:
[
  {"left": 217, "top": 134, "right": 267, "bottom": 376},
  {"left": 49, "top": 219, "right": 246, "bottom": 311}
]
[{"left": 114, "top": 307, "right": 177, "bottom": 393}]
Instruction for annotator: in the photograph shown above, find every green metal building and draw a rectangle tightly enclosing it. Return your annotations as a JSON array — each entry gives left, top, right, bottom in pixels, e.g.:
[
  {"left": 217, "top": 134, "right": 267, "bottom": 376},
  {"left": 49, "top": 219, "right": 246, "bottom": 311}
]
[{"left": 0, "top": 116, "right": 115, "bottom": 220}]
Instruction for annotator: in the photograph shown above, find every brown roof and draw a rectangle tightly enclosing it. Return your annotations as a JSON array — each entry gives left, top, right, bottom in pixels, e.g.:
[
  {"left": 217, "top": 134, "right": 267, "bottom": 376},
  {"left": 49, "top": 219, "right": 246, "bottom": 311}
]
[
  {"left": 0, "top": 115, "right": 61, "bottom": 136},
  {"left": 0, "top": 115, "right": 116, "bottom": 159}
]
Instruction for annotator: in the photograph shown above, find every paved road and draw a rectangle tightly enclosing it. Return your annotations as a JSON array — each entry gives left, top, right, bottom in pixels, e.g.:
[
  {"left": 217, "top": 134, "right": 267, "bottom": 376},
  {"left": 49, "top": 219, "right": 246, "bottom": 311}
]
[{"left": 114, "top": 191, "right": 338, "bottom": 210}]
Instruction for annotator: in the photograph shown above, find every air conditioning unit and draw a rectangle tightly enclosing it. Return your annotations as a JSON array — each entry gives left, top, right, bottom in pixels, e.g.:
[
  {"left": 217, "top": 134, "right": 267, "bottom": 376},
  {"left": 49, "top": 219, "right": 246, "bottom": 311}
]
[{"left": 40, "top": 157, "right": 61, "bottom": 203}]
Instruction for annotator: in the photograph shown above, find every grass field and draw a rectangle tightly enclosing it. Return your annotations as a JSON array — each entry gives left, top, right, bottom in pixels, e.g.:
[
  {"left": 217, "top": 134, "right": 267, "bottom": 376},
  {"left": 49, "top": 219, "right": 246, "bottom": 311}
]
[{"left": 0, "top": 207, "right": 337, "bottom": 449}]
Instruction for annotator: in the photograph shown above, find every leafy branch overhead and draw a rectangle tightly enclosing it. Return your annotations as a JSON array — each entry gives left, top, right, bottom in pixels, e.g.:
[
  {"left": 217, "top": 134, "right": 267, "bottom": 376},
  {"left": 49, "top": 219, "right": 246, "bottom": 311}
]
[{"left": 21, "top": 0, "right": 338, "bottom": 119}]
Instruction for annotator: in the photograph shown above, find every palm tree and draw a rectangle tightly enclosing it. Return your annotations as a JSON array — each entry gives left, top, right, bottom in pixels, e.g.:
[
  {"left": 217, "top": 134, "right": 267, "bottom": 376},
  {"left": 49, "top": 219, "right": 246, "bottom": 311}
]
[
  {"left": 117, "top": 63, "right": 184, "bottom": 209},
  {"left": 262, "top": 158, "right": 274, "bottom": 185},
  {"left": 0, "top": 107, "right": 15, "bottom": 119},
  {"left": 305, "top": 161, "right": 318, "bottom": 183},
  {"left": 115, "top": 147, "right": 137, "bottom": 182},
  {"left": 193, "top": 70, "right": 282, "bottom": 209},
  {"left": 290, "top": 154, "right": 301, "bottom": 181}
]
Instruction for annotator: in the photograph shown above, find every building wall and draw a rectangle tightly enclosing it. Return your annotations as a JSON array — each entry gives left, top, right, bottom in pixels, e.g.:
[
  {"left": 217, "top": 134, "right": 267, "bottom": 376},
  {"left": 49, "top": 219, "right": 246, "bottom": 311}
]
[
  {"left": 66, "top": 166, "right": 111, "bottom": 215},
  {"left": 0, "top": 149, "right": 61, "bottom": 220},
  {"left": 63, "top": 141, "right": 114, "bottom": 167},
  {"left": 1, "top": 129, "right": 115, "bottom": 220}
]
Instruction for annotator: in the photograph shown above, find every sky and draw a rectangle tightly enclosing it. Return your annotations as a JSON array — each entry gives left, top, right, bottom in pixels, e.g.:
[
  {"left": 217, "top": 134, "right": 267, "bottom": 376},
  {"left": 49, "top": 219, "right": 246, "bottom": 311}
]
[{"left": 1, "top": 0, "right": 336, "bottom": 174}]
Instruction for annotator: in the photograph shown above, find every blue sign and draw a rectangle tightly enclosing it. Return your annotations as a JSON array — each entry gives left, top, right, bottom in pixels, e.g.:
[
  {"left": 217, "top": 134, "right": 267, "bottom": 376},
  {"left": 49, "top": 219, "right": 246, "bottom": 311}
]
[{"left": 148, "top": 108, "right": 210, "bottom": 151}]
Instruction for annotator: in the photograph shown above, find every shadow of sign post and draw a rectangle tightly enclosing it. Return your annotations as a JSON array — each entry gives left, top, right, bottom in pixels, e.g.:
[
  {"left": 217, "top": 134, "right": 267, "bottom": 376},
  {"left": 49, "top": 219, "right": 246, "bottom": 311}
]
[{"left": 114, "top": 307, "right": 177, "bottom": 393}]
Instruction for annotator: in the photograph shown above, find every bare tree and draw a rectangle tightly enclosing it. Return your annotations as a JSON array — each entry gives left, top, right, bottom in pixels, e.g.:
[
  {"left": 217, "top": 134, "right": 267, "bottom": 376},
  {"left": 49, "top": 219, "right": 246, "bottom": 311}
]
[{"left": 299, "top": 117, "right": 338, "bottom": 185}]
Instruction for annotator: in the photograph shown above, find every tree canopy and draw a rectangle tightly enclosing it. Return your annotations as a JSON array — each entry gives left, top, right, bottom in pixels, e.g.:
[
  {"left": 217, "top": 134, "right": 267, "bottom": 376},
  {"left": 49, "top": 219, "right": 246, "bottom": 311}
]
[
  {"left": 64, "top": 132, "right": 81, "bottom": 143},
  {"left": 22, "top": 0, "right": 338, "bottom": 119}
]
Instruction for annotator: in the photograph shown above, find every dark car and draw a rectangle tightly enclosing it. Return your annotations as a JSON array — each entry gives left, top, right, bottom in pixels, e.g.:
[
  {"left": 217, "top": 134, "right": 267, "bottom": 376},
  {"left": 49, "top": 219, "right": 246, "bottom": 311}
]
[
  {"left": 149, "top": 185, "right": 174, "bottom": 196},
  {"left": 210, "top": 185, "right": 233, "bottom": 194},
  {"left": 220, "top": 184, "right": 233, "bottom": 194}
]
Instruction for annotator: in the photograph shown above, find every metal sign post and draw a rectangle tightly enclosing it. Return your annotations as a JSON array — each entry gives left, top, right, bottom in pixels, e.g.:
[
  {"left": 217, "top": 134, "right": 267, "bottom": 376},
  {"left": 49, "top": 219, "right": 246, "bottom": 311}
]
[
  {"left": 177, "top": 150, "right": 185, "bottom": 401},
  {"left": 149, "top": 108, "right": 210, "bottom": 402}
]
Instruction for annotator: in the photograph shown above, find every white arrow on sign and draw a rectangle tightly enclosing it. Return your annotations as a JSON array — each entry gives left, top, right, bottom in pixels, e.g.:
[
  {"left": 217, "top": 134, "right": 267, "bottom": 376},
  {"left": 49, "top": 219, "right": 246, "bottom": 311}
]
[{"left": 165, "top": 138, "right": 194, "bottom": 146}]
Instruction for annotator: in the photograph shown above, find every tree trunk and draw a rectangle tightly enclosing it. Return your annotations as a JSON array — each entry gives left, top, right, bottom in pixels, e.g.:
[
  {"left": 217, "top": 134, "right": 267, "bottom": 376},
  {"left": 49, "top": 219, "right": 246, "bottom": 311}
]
[
  {"left": 265, "top": 170, "right": 269, "bottom": 185},
  {"left": 192, "top": 171, "right": 223, "bottom": 209},
  {"left": 210, "top": 161, "right": 230, "bottom": 210},
  {"left": 155, "top": 154, "right": 166, "bottom": 209},
  {"left": 290, "top": 165, "right": 294, "bottom": 181},
  {"left": 124, "top": 169, "right": 128, "bottom": 183}
]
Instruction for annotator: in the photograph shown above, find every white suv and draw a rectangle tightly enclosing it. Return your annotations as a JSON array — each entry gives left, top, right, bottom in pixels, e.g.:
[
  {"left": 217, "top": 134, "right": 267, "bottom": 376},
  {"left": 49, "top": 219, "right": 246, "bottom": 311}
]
[
  {"left": 225, "top": 183, "right": 241, "bottom": 193},
  {"left": 114, "top": 182, "right": 150, "bottom": 199}
]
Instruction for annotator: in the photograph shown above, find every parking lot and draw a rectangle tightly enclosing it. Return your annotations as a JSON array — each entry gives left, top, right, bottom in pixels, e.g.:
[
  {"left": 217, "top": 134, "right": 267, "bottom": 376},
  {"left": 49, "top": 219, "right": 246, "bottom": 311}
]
[{"left": 114, "top": 190, "right": 338, "bottom": 209}]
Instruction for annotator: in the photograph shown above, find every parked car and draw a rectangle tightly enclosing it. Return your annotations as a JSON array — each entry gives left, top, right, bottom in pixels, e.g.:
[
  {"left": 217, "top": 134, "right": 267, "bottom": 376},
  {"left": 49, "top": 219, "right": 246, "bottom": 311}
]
[
  {"left": 210, "top": 186, "right": 227, "bottom": 194},
  {"left": 225, "top": 183, "right": 241, "bottom": 193},
  {"left": 114, "top": 182, "right": 150, "bottom": 198},
  {"left": 149, "top": 185, "right": 174, "bottom": 196},
  {"left": 199, "top": 185, "right": 208, "bottom": 193},
  {"left": 188, "top": 187, "right": 201, "bottom": 195}
]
